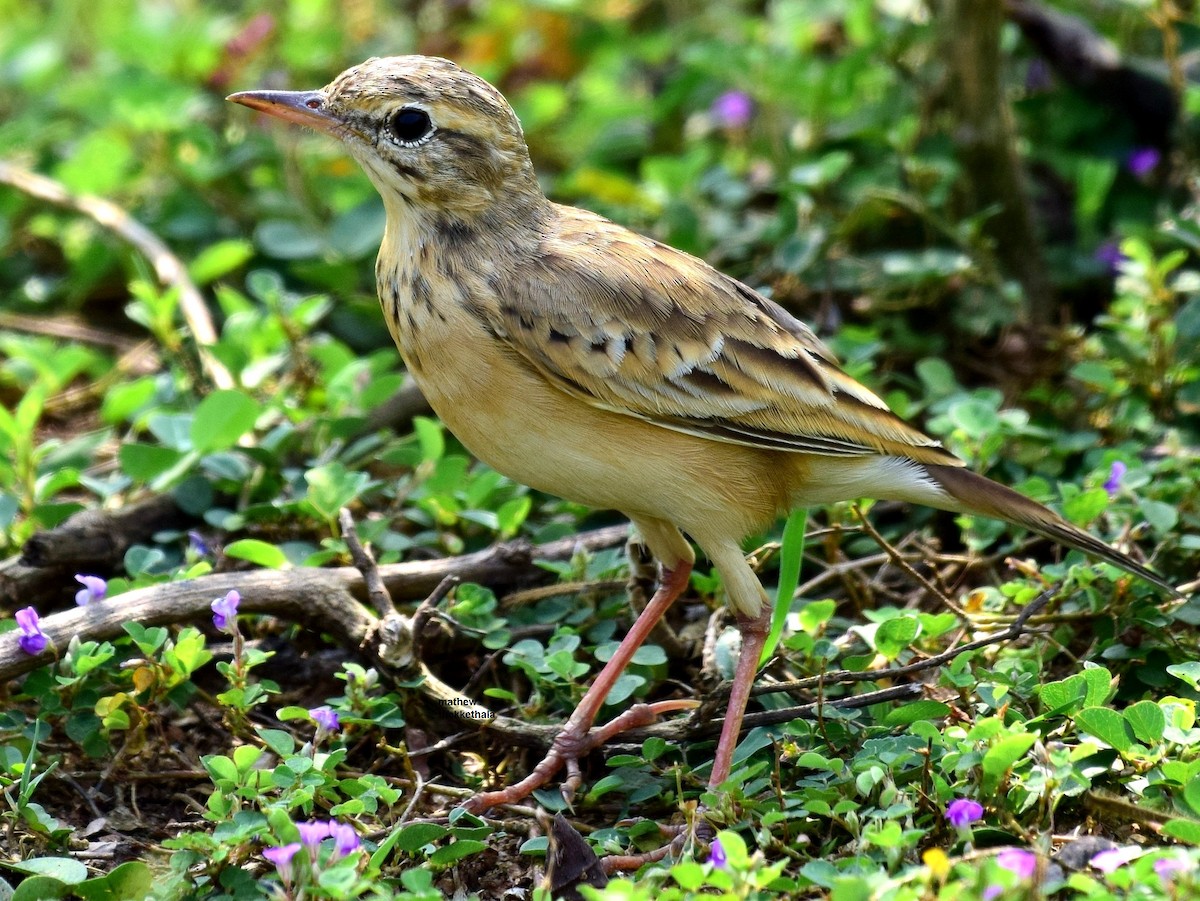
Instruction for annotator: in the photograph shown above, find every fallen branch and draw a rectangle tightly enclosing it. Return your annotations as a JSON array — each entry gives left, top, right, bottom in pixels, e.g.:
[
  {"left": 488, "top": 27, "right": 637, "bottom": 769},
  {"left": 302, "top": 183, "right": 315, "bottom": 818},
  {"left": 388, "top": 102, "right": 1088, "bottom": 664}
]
[
  {"left": 0, "top": 523, "right": 630, "bottom": 683},
  {"left": 0, "top": 160, "right": 234, "bottom": 390},
  {"left": 1, "top": 494, "right": 194, "bottom": 607}
]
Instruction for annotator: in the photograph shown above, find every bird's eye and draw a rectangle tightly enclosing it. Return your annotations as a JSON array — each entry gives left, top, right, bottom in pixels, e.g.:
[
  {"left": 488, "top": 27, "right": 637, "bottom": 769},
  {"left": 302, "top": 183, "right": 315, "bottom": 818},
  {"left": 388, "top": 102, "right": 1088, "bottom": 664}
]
[{"left": 389, "top": 107, "right": 434, "bottom": 145}]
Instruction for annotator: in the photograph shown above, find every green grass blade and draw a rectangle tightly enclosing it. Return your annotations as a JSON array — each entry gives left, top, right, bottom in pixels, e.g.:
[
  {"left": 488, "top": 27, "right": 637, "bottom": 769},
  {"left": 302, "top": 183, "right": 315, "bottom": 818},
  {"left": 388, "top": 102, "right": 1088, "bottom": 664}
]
[{"left": 760, "top": 508, "right": 807, "bottom": 667}]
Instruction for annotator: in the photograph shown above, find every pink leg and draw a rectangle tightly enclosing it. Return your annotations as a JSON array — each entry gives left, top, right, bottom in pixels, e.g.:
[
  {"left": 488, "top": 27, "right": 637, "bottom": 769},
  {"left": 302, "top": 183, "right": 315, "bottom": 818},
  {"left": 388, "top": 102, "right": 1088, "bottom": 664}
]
[
  {"left": 707, "top": 604, "right": 771, "bottom": 789},
  {"left": 465, "top": 562, "right": 694, "bottom": 813},
  {"left": 599, "top": 604, "right": 772, "bottom": 872}
]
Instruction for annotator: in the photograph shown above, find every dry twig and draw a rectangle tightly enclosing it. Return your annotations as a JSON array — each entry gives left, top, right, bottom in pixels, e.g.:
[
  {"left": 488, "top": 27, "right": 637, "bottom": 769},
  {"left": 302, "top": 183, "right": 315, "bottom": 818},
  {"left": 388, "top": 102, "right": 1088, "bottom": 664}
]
[{"left": 0, "top": 160, "right": 234, "bottom": 390}]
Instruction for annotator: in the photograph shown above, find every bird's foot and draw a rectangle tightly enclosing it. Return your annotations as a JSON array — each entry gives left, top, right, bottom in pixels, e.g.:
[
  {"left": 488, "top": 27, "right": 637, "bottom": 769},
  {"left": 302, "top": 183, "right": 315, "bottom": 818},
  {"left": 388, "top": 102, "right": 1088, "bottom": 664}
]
[
  {"left": 463, "top": 698, "right": 697, "bottom": 814},
  {"left": 599, "top": 811, "right": 716, "bottom": 873}
]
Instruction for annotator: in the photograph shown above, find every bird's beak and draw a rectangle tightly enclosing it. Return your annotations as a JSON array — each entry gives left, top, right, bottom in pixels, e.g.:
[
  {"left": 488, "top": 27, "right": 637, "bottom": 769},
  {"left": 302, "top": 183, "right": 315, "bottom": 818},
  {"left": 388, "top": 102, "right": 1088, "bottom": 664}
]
[{"left": 226, "top": 89, "right": 339, "bottom": 134}]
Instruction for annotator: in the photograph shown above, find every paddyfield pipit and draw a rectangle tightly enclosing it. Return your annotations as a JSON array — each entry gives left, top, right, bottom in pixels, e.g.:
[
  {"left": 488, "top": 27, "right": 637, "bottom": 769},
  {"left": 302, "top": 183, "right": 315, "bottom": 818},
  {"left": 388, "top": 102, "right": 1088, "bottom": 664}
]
[{"left": 229, "top": 56, "right": 1177, "bottom": 821}]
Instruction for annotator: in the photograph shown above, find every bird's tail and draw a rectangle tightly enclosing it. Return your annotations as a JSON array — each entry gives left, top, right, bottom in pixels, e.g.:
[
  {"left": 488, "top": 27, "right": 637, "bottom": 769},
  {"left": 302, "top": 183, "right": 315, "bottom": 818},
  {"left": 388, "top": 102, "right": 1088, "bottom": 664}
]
[{"left": 924, "top": 463, "right": 1180, "bottom": 597}]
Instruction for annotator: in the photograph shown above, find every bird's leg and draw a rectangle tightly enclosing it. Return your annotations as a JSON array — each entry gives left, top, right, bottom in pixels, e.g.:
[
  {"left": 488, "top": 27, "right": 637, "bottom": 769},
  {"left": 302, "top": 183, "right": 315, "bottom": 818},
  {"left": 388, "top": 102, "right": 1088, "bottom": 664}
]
[
  {"left": 600, "top": 602, "right": 773, "bottom": 873},
  {"left": 707, "top": 603, "right": 771, "bottom": 788},
  {"left": 465, "top": 561, "right": 693, "bottom": 813}
]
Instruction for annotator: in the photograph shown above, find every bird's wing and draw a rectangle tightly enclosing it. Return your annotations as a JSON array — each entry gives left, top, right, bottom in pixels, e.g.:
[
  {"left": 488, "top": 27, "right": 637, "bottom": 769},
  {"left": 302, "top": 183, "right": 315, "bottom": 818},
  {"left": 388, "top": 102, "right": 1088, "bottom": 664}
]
[{"left": 484, "top": 207, "right": 961, "bottom": 465}]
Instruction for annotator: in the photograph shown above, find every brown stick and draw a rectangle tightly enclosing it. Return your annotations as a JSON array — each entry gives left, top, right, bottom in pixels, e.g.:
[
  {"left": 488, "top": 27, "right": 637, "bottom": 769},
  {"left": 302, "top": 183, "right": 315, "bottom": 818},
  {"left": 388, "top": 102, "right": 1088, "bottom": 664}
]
[
  {"left": 0, "top": 160, "right": 234, "bottom": 390},
  {"left": 0, "top": 524, "right": 630, "bottom": 683}
]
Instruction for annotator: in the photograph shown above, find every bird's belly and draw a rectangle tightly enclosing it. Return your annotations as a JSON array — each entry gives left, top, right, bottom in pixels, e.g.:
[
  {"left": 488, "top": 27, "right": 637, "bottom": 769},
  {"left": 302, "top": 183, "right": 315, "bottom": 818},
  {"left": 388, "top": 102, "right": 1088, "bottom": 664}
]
[{"left": 398, "top": 326, "right": 787, "bottom": 541}]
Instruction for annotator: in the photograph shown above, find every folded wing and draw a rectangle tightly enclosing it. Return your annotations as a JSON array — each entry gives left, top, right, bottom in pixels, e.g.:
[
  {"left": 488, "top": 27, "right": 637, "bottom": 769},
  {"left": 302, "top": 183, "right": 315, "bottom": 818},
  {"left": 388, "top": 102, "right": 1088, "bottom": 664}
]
[{"left": 484, "top": 206, "right": 962, "bottom": 467}]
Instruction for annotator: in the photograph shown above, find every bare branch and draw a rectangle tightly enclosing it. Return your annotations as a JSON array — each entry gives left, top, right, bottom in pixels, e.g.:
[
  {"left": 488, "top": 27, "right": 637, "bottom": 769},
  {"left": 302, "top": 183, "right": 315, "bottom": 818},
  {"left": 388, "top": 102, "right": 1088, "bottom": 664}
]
[{"left": 0, "top": 160, "right": 234, "bottom": 390}]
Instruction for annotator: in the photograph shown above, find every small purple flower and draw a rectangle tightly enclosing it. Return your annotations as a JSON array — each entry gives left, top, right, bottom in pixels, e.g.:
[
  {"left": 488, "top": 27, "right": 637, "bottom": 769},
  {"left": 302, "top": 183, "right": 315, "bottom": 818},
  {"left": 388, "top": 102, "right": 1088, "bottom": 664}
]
[
  {"left": 1154, "top": 856, "right": 1187, "bottom": 882},
  {"left": 982, "top": 887, "right": 1003, "bottom": 901},
  {"left": 1126, "top": 147, "right": 1160, "bottom": 178},
  {"left": 263, "top": 842, "right": 301, "bottom": 875},
  {"left": 1091, "top": 845, "right": 1143, "bottom": 873},
  {"left": 188, "top": 531, "right": 210, "bottom": 556},
  {"left": 1025, "top": 58, "right": 1053, "bottom": 92},
  {"left": 996, "top": 848, "right": 1037, "bottom": 879},
  {"left": 945, "top": 798, "right": 984, "bottom": 828},
  {"left": 329, "top": 822, "right": 361, "bottom": 858},
  {"left": 74, "top": 574, "right": 107, "bottom": 606},
  {"left": 297, "top": 819, "right": 331, "bottom": 850},
  {"left": 211, "top": 590, "right": 240, "bottom": 632},
  {"left": 708, "top": 836, "right": 728, "bottom": 869},
  {"left": 1094, "top": 240, "right": 1126, "bottom": 274},
  {"left": 711, "top": 91, "right": 753, "bottom": 129},
  {"left": 310, "top": 706, "right": 340, "bottom": 733},
  {"left": 1103, "top": 461, "right": 1127, "bottom": 498},
  {"left": 15, "top": 607, "right": 48, "bottom": 656}
]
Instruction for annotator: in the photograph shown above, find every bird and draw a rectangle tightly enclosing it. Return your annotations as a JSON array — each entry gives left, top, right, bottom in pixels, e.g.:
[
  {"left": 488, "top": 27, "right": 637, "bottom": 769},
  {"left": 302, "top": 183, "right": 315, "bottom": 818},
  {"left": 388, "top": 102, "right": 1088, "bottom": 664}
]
[{"left": 228, "top": 55, "right": 1177, "bottom": 828}]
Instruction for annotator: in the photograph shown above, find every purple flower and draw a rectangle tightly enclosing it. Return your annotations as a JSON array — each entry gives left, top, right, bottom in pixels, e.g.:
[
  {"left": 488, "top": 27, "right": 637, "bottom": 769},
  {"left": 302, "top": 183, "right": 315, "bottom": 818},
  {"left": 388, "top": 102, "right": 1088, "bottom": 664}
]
[
  {"left": 996, "top": 848, "right": 1037, "bottom": 879},
  {"left": 329, "top": 822, "right": 361, "bottom": 858},
  {"left": 1126, "top": 147, "right": 1160, "bottom": 178},
  {"left": 982, "top": 887, "right": 1003, "bottom": 901},
  {"left": 708, "top": 836, "right": 728, "bottom": 869},
  {"left": 1091, "top": 845, "right": 1143, "bottom": 873},
  {"left": 711, "top": 91, "right": 753, "bottom": 129},
  {"left": 1154, "top": 856, "right": 1187, "bottom": 882},
  {"left": 297, "top": 819, "right": 331, "bottom": 850},
  {"left": 1025, "top": 58, "right": 1052, "bottom": 92},
  {"left": 15, "top": 607, "right": 48, "bottom": 656},
  {"left": 310, "top": 706, "right": 340, "bottom": 733},
  {"left": 211, "top": 590, "right": 240, "bottom": 631},
  {"left": 945, "top": 798, "right": 984, "bottom": 828},
  {"left": 1094, "top": 240, "right": 1126, "bottom": 274},
  {"left": 1103, "top": 461, "right": 1127, "bottom": 498},
  {"left": 188, "top": 531, "right": 210, "bottom": 556},
  {"left": 74, "top": 574, "right": 107, "bottom": 606},
  {"left": 263, "top": 842, "right": 301, "bottom": 875}
]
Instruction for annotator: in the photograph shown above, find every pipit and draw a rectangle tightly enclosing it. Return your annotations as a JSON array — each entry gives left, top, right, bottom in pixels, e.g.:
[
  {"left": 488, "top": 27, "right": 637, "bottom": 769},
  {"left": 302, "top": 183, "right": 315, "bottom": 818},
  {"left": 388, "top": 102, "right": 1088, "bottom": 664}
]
[{"left": 230, "top": 56, "right": 1176, "bottom": 827}]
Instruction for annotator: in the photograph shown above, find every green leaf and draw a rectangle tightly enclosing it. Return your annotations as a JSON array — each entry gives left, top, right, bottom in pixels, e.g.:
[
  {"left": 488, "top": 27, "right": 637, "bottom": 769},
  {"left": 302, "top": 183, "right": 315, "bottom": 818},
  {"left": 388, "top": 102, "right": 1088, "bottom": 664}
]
[
  {"left": 255, "top": 219, "right": 324, "bottom": 259},
  {"left": 428, "top": 839, "right": 488, "bottom": 867},
  {"left": 875, "top": 615, "right": 921, "bottom": 659},
  {"left": 884, "top": 701, "right": 950, "bottom": 726},
  {"left": 630, "top": 645, "right": 666, "bottom": 666},
  {"left": 5, "top": 858, "right": 88, "bottom": 884},
  {"left": 224, "top": 539, "right": 288, "bottom": 569},
  {"left": 915, "top": 357, "right": 958, "bottom": 397},
  {"left": 1168, "top": 663, "right": 1200, "bottom": 690},
  {"left": 798, "top": 599, "right": 837, "bottom": 633},
  {"left": 1124, "top": 701, "right": 1166, "bottom": 745},
  {"left": 1162, "top": 819, "right": 1200, "bottom": 845},
  {"left": 713, "top": 829, "right": 749, "bottom": 867},
  {"left": 189, "top": 240, "right": 254, "bottom": 286},
  {"left": 412, "top": 416, "right": 445, "bottom": 463},
  {"left": 1137, "top": 498, "right": 1178, "bottom": 535},
  {"left": 1081, "top": 667, "right": 1114, "bottom": 707},
  {"left": 1075, "top": 706, "right": 1135, "bottom": 753},
  {"left": 1184, "top": 778, "right": 1200, "bottom": 818},
  {"left": 202, "top": 754, "right": 238, "bottom": 785},
  {"left": 394, "top": 823, "right": 449, "bottom": 853},
  {"left": 12, "top": 876, "right": 68, "bottom": 901},
  {"left": 306, "top": 462, "right": 372, "bottom": 522},
  {"left": 1062, "top": 487, "right": 1109, "bottom": 525},
  {"left": 72, "top": 861, "right": 154, "bottom": 901},
  {"left": 948, "top": 397, "right": 999, "bottom": 435},
  {"left": 981, "top": 733, "right": 1037, "bottom": 790},
  {"left": 118, "top": 444, "right": 185, "bottom": 481},
  {"left": 1039, "top": 674, "right": 1089, "bottom": 715},
  {"left": 191, "top": 390, "right": 260, "bottom": 454}
]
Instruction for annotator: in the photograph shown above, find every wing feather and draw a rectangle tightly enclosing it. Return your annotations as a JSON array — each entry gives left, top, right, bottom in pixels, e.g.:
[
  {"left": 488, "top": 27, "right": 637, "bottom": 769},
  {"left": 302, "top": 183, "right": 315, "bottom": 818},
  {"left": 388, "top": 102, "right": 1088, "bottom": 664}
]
[{"left": 484, "top": 206, "right": 961, "bottom": 465}]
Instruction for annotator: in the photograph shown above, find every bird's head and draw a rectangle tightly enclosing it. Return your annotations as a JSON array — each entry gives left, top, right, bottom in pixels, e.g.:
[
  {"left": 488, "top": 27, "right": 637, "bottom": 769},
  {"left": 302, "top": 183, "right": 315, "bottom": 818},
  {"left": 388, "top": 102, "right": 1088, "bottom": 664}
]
[{"left": 228, "top": 56, "right": 541, "bottom": 219}]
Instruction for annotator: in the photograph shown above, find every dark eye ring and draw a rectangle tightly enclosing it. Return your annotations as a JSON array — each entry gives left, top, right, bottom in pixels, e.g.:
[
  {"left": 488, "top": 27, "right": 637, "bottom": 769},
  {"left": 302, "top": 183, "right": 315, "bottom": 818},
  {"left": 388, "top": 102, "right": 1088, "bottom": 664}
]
[{"left": 389, "top": 107, "right": 434, "bottom": 146}]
